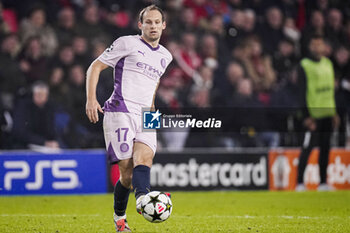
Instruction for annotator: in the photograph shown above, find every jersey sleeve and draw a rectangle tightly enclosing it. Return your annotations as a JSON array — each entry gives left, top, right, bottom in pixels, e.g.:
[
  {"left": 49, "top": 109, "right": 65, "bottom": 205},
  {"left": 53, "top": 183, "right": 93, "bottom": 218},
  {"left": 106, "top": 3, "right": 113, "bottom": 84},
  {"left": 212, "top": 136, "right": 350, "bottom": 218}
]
[{"left": 97, "top": 37, "right": 132, "bottom": 67}]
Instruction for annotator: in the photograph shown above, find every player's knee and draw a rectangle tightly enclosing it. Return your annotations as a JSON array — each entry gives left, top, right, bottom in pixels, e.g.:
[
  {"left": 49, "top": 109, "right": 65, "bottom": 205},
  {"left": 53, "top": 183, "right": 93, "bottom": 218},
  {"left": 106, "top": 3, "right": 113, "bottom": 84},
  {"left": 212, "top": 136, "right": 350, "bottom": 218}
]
[
  {"left": 134, "top": 154, "right": 153, "bottom": 167},
  {"left": 120, "top": 173, "right": 133, "bottom": 188}
]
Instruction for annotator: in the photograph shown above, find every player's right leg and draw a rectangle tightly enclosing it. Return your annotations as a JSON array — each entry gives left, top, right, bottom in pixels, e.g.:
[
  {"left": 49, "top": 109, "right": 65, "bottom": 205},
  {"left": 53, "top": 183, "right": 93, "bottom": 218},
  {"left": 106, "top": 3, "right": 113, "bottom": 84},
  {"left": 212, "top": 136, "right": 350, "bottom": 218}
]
[
  {"left": 103, "top": 112, "right": 136, "bottom": 232},
  {"left": 113, "top": 159, "right": 133, "bottom": 232}
]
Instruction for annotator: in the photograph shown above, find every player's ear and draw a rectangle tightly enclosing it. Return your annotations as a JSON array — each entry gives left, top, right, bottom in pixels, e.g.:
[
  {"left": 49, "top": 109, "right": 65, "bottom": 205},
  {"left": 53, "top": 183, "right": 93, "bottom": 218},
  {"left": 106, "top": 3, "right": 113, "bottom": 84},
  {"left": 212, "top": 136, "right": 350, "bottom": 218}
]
[
  {"left": 162, "top": 21, "right": 166, "bottom": 30},
  {"left": 138, "top": 21, "right": 142, "bottom": 30}
]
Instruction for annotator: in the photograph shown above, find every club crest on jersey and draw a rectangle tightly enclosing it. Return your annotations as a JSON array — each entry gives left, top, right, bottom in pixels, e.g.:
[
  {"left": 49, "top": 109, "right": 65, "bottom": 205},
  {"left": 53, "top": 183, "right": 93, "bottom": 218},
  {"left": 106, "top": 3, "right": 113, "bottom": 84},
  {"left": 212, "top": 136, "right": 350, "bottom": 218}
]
[{"left": 160, "top": 58, "right": 166, "bottom": 69}]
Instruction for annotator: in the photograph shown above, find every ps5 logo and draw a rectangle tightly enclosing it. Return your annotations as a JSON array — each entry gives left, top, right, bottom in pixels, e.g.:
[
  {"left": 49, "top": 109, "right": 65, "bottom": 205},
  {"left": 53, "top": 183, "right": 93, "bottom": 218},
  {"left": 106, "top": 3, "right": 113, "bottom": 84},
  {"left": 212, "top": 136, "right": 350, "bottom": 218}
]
[{"left": 3, "top": 160, "right": 79, "bottom": 190}]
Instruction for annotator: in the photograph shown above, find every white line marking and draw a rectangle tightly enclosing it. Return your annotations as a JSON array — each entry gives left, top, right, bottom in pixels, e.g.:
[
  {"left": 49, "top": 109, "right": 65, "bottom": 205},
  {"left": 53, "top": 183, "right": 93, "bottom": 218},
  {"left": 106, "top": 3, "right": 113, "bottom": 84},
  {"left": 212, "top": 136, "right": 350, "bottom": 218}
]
[
  {"left": 172, "top": 215, "right": 349, "bottom": 220},
  {"left": 0, "top": 214, "right": 100, "bottom": 217}
]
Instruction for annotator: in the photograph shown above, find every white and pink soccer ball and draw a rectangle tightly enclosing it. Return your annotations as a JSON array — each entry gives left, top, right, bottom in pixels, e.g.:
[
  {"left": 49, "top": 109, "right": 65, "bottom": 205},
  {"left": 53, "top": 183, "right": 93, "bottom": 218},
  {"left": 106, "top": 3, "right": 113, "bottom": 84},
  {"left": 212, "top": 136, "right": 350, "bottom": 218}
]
[{"left": 140, "top": 191, "right": 173, "bottom": 223}]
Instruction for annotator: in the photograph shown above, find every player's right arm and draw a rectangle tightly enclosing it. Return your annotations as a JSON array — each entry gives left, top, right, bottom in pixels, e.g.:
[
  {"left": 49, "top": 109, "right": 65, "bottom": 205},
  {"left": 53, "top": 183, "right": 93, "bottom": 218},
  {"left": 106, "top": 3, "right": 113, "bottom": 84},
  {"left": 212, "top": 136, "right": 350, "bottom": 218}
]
[{"left": 85, "top": 59, "right": 108, "bottom": 123}]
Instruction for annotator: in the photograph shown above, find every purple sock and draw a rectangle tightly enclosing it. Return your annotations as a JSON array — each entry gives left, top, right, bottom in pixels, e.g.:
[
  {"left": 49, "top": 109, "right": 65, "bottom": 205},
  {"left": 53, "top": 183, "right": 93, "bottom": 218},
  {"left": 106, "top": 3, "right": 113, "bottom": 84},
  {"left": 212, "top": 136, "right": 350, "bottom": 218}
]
[
  {"left": 114, "top": 180, "right": 131, "bottom": 216},
  {"left": 132, "top": 165, "right": 150, "bottom": 199}
]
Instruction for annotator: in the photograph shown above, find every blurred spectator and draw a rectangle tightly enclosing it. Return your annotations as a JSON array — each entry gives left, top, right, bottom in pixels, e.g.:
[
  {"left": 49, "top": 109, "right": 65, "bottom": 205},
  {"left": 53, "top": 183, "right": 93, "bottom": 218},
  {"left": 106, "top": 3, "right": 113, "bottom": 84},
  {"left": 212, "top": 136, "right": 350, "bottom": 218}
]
[
  {"left": 283, "top": 17, "right": 301, "bottom": 43},
  {"left": 55, "top": 7, "right": 77, "bottom": 46},
  {"left": 332, "top": 45, "right": 350, "bottom": 147},
  {"left": 19, "top": 7, "right": 58, "bottom": 57},
  {"left": 199, "top": 34, "right": 219, "bottom": 69},
  {"left": 170, "top": 7, "right": 198, "bottom": 37},
  {"left": 185, "top": 65, "right": 220, "bottom": 147},
  {"left": 199, "top": 65, "right": 214, "bottom": 89},
  {"left": 258, "top": 6, "right": 284, "bottom": 55},
  {"left": 225, "top": 9, "right": 244, "bottom": 51},
  {"left": 228, "top": 0, "right": 244, "bottom": 9},
  {"left": 273, "top": 38, "right": 298, "bottom": 83},
  {"left": 103, "top": 7, "right": 137, "bottom": 37},
  {"left": 240, "top": 36, "right": 276, "bottom": 95},
  {"left": 230, "top": 78, "right": 258, "bottom": 107},
  {"left": 72, "top": 35, "right": 90, "bottom": 68},
  {"left": 213, "top": 61, "right": 245, "bottom": 106},
  {"left": 176, "top": 31, "right": 202, "bottom": 82},
  {"left": 345, "top": 20, "right": 350, "bottom": 43},
  {"left": 54, "top": 43, "right": 75, "bottom": 79},
  {"left": 301, "top": 10, "right": 325, "bottom": 56},
  {"left": 314, "top": 0, "right": 329, "bottom": 15},
  {"left": 332, "top": 46, "right": 350, "bottom": 82},
  {"left": 0, "top": 33, "right": 25, "bottom": 109},
  {"left": 228, "top": 78, "right": 260, "bottom": 146},
  {"left": 278, "top": 0, "right": 298, "bottom": 19},
  {"left": 326, "top": 8, "right": 346, "bottom": 46},
  {"left": 184, "top": 0, "right": 209, "bottom": 26},
  {"left": 66, "top": 64, "right": 87, "bottom": 125},
  {"left": 206, "top": 0, "right": 230, "bottom": 18},
  {"left": 18, "top": 36, "right": 49, "bottom": 84},
  {"left": 12, "top": 81, "right": 59, "bottom": 149},
  {"left": 242, "top": 9, "right": 256, "bottom": 37},
  {"left": 48, "top": 66, "right": 69, "bottom": 110},
  {"left": 76, "top": 4, "right": 108, "bottom": 41},
  {"left": 0, "top": 2, "right": 12, "bottom": 37},
  {"left": 65, "top": 64, "right": 103, "bottom": 148},
  {"left": 208, "top": 14, "right": 225, "bottom": 37}
]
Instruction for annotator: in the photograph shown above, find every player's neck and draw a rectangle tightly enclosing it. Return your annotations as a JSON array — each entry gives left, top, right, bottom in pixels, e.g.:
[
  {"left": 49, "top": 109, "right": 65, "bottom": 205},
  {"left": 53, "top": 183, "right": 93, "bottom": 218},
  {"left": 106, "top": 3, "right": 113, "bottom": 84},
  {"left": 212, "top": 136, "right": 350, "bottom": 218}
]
[{"left": 141, "top": 36, "right": 159, "bottom": 49}]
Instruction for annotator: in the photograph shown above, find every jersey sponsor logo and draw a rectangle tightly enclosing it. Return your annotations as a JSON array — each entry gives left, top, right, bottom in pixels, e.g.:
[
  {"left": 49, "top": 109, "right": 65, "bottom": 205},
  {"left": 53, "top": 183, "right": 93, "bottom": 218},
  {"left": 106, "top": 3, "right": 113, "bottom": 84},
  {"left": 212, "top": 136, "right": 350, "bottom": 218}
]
[
  {"left": 136, "top": 62, "right": 163, "bottom": 80},
  {"left": 143, "top": 110, "right": 161, "bottom": 129}
]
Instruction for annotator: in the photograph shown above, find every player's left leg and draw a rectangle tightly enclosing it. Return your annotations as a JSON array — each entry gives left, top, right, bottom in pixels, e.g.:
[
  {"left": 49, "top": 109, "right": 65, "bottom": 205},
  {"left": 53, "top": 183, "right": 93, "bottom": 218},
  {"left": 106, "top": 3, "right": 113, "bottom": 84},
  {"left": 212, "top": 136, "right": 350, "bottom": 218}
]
[
  {"left": 317, "top": 118, "right": 333, "bottom": 191},
  {"left": 296, "top": 130, "right": 315, "bottom": 191},
  {"left": 132, "top": 142, "right": 154, "bottom": 213},
  {"left": 114, "top": 158, "right": 133, "bottom": 216}
]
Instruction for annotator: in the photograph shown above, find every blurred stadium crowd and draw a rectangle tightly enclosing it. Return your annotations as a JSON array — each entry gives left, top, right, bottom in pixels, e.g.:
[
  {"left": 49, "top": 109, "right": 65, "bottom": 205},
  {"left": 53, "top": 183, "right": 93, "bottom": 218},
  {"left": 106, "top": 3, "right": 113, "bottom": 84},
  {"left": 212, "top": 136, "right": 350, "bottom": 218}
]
[{"left": 0, "top": 0, "right": 349, "bottom": 150}]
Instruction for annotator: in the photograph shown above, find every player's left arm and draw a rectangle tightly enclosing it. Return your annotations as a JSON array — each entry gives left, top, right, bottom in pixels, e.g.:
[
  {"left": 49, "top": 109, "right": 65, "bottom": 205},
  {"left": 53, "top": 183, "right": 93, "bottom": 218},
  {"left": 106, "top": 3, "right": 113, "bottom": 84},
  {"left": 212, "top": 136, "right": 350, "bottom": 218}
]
[{"left": 151, "top": 81, "right": 160, "bottom": 112}]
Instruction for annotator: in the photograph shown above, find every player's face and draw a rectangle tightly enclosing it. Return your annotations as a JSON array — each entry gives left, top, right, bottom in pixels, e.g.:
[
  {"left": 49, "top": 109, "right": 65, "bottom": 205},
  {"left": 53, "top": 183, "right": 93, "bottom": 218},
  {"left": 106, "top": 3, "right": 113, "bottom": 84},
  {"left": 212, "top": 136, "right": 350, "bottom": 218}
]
[
  {"left": 309, "top": 38, "right": 325, "bottom": 59},
  {"left": 138, "top": 10, "right": 166, "bottom": 43},
  {"left": 33, "top": 87, "right": 49, "bottom": 108}
]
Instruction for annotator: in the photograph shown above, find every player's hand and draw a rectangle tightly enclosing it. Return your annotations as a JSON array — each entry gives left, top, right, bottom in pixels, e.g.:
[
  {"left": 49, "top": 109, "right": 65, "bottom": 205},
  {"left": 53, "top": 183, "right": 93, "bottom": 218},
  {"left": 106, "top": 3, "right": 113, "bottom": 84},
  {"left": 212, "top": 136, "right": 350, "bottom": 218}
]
[
  {"left": 86, "top": 99, "right": 103, "bottom": 123},
  {"left": 332, "top": 114, "right": 340, "bottom": 129},
  {"left": 45, "top": 140, "right": 59, "bottom": 148},
  {"left": 303, "top": 117, "right": 316, "bottom": 131}
]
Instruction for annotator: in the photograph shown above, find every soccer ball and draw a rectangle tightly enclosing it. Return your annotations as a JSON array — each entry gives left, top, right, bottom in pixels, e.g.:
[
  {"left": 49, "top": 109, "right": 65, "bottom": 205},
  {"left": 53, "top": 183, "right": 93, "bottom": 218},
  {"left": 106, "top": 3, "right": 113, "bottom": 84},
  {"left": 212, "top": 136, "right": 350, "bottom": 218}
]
[{"left": 141, "top": 191, "right": 172, "bottom": 223}]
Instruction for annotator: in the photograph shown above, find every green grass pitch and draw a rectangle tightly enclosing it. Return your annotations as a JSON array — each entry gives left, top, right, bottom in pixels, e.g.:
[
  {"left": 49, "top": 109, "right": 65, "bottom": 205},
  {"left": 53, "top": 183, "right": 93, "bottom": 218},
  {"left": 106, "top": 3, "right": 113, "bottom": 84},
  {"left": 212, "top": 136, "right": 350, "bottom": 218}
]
[{"left": 0, "top": 191, "right": 349, "bottom": 233}]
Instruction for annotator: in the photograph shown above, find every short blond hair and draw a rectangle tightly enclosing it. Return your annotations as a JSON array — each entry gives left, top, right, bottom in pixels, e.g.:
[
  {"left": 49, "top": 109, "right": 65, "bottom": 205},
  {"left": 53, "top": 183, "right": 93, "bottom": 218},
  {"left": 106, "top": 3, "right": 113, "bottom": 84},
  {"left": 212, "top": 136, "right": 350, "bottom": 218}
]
[{"left": 139, "top": 4, "right": 164, "bottom": 23}]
